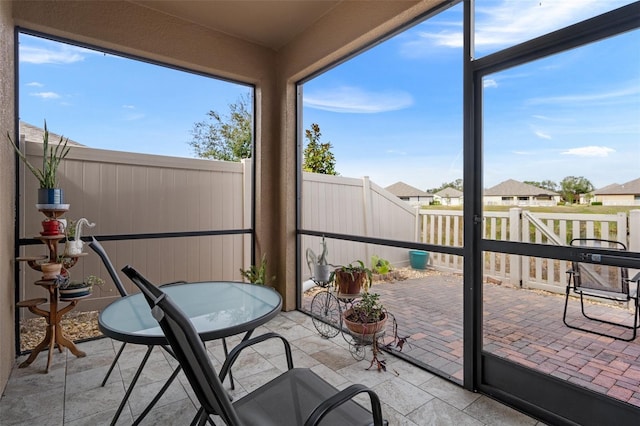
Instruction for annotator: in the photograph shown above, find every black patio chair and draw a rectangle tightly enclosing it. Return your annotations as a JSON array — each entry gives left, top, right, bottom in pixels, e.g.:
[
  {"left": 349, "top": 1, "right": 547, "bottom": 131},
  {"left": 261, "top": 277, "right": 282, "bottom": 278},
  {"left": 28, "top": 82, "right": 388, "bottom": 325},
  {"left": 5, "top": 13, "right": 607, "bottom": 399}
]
[
  {"left": 89, "top": 237, "right": 193, "bottom": 387},
  {"left": 89, "top": 237, "right": 131, "bottom": 386},
  {"left": 123, "top": 265, "right": 387, "bottom": 426},
  {"left": 564, "top": 238, "right": 640, "bottom": 341}
]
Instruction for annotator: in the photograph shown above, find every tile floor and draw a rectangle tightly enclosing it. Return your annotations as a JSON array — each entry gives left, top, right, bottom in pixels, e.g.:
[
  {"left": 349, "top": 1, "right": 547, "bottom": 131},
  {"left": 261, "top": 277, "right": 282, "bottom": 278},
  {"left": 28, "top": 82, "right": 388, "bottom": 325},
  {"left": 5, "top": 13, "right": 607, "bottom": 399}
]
[{"left": 0, "top": 311, "right": 544, "bottom": 425}]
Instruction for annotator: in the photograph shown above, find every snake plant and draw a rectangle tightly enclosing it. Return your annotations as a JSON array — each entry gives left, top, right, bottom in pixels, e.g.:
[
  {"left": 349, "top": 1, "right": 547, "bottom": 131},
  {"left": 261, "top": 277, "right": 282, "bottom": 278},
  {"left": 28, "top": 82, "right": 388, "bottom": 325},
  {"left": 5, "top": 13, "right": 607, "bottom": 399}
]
[{"left": 6, "top": 121, "right": 70, "bottom": 189}]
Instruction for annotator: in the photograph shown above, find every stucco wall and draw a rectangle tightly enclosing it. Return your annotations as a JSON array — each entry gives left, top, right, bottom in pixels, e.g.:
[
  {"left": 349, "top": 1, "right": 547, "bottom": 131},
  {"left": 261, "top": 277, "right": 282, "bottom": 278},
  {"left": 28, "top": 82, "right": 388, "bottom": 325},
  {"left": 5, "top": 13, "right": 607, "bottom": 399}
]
[{"left": 0, "top": 0, "right": 15, "bottom": 394}]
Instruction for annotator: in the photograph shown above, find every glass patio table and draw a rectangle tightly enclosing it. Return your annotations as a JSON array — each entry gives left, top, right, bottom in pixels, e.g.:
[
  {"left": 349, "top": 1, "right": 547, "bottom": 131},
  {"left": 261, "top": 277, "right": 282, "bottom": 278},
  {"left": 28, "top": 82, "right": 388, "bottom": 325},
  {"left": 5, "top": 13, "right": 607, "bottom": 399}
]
[{"left": 98, "top": 281, "right": 282, "bottom": 425}]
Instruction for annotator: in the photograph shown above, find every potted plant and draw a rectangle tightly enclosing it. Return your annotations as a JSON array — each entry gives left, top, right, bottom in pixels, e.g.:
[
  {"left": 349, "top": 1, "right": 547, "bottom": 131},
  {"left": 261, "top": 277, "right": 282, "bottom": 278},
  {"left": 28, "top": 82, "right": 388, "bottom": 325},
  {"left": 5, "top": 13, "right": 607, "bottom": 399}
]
[
  {"left": 239, "top": 253, "right": 275, "bottom": 285},
  {"left": 40, "top": 262, "right": 63, "bottom": 280},
  {"left": 342, "top": 292, "right": 387, "bottom": 339},
  {"left": 55, "top": 274, "right": 104, "bottom": 298},
  {"left": 6, "top": 120, "right": 71, "bottom": 205},
  {"left": 63, "top": 218, "right": 96, "bottom": 256},
  {"left": 306, "top": 236, "right": 331, "bottom": 283},
  {"left": 331, "top": 260, "right": 373, "bottom": 298}
]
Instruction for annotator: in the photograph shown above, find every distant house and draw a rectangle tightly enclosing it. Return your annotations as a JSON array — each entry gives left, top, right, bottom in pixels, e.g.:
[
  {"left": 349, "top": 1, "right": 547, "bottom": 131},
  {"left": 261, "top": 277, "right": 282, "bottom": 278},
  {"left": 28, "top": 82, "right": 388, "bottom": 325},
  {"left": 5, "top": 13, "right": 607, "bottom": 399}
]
[
  {"left": 20, "top": 121, "right": 84, "bottom": 146},
  {"left": 385, "top": 181, "right": 433, "bottom": 207},
  {"left": 593, "top": 178, "right": 640, "bottom": 206},
  {"left": 433, "top": 187, "right": 463, "bottom": 206},
  {"left": 484, "top": 179, "right": 561, "bottom": 206}
]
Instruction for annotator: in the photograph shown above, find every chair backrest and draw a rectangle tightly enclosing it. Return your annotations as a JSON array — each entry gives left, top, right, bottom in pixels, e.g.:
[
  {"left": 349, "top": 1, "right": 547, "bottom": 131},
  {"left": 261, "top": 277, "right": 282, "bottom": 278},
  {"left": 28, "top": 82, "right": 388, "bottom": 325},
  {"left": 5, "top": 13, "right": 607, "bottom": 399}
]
[
  {"left": 121, "top": 265, "right": 242, "bottom": 425},
  {"left": 570, "top": 238, "right": 629, "bottom": 294},
  {"left": 89, "top": 237, "right": 128, "bottom": 297}
]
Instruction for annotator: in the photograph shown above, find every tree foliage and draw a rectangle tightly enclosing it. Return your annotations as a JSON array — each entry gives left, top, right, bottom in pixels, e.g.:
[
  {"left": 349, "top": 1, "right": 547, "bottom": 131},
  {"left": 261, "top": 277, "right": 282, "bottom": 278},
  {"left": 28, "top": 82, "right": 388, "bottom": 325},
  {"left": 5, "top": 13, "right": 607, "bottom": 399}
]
[
  {"left": 428, "top": 179, "right": 463, "bottom": 194},
  {"left": 560, "top": 176, "right": 594, "bottom": 204},
  {"left": 303, "top": 123, "right": 338, "bottom": 175},
  {"left": 523, "top": 180, "right": 558, "bottom": 191},
  {"left": 189, "top": 93, "right": 252, "bottom": 161}
]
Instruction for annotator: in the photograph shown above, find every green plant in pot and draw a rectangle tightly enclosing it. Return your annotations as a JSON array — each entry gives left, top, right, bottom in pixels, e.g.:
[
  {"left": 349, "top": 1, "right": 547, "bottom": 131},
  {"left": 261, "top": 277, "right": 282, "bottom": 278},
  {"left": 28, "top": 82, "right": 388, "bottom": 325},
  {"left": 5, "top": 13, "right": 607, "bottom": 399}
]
[
  {"left": 55, "top": 274, "right": 104, "bottom": 298},
  {"left": 239, "top": 253, "right": 275, "bottom": 285},
  {"left": 6, "top": 120, "right": 71, "bottom": 204},
  {"left": 342, "top": 292, "right": 387, "bottom": 338},
  {"left": 331, "top": 260, "right": 373, "bottom": 298}
]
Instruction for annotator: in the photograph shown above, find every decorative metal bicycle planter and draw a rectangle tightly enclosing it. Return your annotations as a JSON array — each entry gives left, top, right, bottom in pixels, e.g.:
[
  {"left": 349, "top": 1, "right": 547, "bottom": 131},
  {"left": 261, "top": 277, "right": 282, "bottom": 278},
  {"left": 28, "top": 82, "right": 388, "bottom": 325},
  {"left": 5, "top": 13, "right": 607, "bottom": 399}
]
[{"left": 309, "top": 271, "right": 403, "bottom": 363}]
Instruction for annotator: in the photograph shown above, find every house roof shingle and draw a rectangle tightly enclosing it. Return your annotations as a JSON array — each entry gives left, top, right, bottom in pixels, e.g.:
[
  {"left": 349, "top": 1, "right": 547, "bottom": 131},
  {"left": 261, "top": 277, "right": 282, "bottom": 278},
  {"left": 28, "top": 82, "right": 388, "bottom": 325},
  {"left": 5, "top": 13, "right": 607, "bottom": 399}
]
[
  {"left": 385, "top": 181, "right": 431, "bottom": 198},
  {"left": 594, "top": 178, "right": 640, "bottom": 195},
  {"left": 484, "top": 179, "right": 559, "bottom": 196},
  {"left": 435, "top": 187, "right": 463, "bottom": 198},
  {"left": 20, "top": 121, "right": 84, "bottom": 147}
]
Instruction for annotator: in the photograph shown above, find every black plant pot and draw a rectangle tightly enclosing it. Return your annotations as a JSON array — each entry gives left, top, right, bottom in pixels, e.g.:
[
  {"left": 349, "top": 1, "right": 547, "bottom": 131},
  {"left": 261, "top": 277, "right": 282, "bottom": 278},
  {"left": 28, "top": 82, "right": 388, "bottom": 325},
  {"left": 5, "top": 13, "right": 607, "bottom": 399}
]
[{"left": 38, "top": 188, "right": 64, "bottom": 204}]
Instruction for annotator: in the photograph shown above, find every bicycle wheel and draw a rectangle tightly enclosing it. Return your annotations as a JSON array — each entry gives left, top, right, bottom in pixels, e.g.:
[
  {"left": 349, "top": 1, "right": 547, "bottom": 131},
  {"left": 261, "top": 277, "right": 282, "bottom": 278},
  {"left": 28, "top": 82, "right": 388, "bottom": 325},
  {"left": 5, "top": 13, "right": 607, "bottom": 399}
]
[{"left": 311, "top": 291, "right": 341, "bottom": 338}]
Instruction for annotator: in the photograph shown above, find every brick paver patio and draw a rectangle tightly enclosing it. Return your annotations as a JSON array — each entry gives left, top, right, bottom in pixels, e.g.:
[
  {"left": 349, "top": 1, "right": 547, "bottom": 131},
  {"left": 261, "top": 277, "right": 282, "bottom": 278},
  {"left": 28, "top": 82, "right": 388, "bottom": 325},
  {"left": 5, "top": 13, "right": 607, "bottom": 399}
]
[{"left": 302, "top": 270, "right": 640, "bottom": 408}]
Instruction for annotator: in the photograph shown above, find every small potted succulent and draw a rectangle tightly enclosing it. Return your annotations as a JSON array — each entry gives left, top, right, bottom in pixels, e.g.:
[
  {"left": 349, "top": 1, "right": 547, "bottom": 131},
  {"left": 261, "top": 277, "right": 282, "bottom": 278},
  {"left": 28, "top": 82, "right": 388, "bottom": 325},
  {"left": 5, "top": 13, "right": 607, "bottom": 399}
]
[
  {"left": 55, "top": 274, "right": 104, "bottom": 298},
  {"left": 64, "top": 218, "right": 96, "bottom": 256},
  {"left": 6, "top": 120, "right": 71, "bottom": 205}
]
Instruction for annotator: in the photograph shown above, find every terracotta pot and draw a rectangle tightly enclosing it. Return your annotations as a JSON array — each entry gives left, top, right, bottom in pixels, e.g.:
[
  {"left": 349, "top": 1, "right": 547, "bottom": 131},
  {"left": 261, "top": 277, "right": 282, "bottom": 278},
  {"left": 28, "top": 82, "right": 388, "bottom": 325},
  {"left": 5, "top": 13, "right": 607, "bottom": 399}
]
[
  {"left": 41, "top": 262, "right": 63, "bottom": 280},
  {"left": 342, "top": 308, "right": 387, "bottom": 339},
  {"left": 335, "top": 270, "right": 365, "bottom": 298}
]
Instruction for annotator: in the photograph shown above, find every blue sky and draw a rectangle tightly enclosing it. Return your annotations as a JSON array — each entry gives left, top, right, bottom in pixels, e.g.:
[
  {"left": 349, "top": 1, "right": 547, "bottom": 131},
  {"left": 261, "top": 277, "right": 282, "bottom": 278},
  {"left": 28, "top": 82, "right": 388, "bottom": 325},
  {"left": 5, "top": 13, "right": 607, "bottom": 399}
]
[{"left": 18, "top": 0, "right": 638, "bottom": 191}]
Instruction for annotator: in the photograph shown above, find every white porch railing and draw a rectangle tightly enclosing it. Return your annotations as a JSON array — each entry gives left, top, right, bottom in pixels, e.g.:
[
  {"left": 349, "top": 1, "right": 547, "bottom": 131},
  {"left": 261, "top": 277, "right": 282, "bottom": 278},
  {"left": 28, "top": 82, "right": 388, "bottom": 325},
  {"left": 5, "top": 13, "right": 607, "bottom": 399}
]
[{"left": 416, "top": 207, "right": 640, "bottom": 296}]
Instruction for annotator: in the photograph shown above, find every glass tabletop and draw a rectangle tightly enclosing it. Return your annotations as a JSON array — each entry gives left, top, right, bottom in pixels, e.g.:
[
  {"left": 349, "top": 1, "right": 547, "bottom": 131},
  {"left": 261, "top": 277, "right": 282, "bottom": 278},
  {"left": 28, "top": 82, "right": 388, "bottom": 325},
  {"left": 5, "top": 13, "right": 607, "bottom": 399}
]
[{"left": 98, "top": 281, "right": 282, "bottom": 345}]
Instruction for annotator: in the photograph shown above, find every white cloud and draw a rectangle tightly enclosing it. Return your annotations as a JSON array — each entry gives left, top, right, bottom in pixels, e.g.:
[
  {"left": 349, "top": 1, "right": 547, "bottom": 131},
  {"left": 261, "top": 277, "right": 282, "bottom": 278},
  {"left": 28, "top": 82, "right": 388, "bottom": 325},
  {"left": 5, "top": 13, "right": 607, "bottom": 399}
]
[
  {"left": 561, "top": 146, "right": 615, "bottom": 157},
  {"left": 20, "top": 45, "right": 87, "bottom": 64},
  {"left": 30, "top": 91, "right": 60, "bottom": 99},
  {"left": 527, "top": 84, "right": 640, "bottom": 106},
  {"left": 122, "top": 105, "right": 136, "bottom": 109},
  {"left": 534, "top": 130, "right": 551, "bottom": 140},
  {"left": 304, "top": 86, "right": 413, "bottom": 113},
  {"left": 402, "top": 0, "right": 630, "bottom": 54},
  {"left": 483, "top": 79, "right": 498, "bottom": 88},
  {"left": 26, "top": 81, "right": 44, "bottom": 87}
]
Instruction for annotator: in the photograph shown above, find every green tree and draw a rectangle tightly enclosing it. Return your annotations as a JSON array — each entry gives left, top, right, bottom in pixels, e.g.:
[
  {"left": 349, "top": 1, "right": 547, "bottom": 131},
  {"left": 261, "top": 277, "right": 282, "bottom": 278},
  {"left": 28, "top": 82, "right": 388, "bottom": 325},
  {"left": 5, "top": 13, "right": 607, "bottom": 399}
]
[
  {"left": 189, "top": 93, "right": 252, "bottom": 161},
  {"left": 428, "top": 179, "right": 463, "bottom": 194},
  {"left": 560, "top": 176, "right": 594, "bottom": 204},
  {"left": 303, "top": 123, "right": 338, "bottom": 175},
  {"left": 524, "top": 180, "right": 558, "bottom": 191}
]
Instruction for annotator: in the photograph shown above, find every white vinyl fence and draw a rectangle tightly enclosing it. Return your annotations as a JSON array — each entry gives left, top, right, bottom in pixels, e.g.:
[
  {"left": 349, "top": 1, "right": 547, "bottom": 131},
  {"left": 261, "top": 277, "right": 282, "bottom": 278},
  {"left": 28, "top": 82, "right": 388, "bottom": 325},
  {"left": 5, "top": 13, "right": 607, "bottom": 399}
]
[
  {"left": 416, "top": 207, "right": 640, "bottom": 296},
  {"left": 17, "top": 139, "right": 640, "bottom": 312}
]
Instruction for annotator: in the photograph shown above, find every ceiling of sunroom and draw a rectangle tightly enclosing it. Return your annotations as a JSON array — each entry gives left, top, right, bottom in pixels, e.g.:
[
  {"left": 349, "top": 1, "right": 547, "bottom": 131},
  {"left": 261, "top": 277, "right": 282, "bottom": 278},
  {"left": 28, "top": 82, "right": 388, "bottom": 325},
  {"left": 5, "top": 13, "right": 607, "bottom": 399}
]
[{"left": 129, "top": 1, "right": 442, "bottom": 51}]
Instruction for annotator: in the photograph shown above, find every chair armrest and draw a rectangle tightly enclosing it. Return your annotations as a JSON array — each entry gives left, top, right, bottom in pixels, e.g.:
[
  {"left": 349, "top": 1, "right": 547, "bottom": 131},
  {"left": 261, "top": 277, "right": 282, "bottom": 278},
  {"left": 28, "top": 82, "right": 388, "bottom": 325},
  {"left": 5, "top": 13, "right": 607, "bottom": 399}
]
[
  {"left": 218, "top": 332, "right": 293, "bottom": 382},
  {"left": 304, "top": 383, "right": 386, "bottom": 426}
]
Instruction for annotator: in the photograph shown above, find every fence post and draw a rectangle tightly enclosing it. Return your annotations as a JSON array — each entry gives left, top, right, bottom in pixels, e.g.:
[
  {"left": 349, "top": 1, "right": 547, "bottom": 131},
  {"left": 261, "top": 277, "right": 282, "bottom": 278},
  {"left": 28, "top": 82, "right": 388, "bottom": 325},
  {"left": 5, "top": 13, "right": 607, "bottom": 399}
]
[
  {"left": 362, "top": 176, "right": 373, "bottom": 265},
  {"left": 617, "top": 212, "right": 628, "bottom": 247},
  {"left": 414, "top": 206, "right": 421, "bottom": 242},
  {"left": 509, "top": 207, "right": 522, "bottom": 287},
  {"left": 629, "top": 210, "right": 640, "bottom": 279},
  {"left": 242, "top": 159, "right": 252, "bottom": 271}
]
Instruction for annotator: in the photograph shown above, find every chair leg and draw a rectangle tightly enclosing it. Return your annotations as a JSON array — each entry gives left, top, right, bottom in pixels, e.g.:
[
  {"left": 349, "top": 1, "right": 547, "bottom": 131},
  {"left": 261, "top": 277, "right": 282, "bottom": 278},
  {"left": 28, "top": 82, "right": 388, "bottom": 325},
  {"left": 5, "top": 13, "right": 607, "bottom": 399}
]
[
  {"left": 564, "top": 289, "right": 639, "bottom": 342},
  {"left": 190, "top": 407, "right": 214, "bottom": 426},
  {"left": 222, "top": 338, "right": 234, "bottom": 390},
  {"left": 101, "top": 342, "right": 126, "bottom": 386}
]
